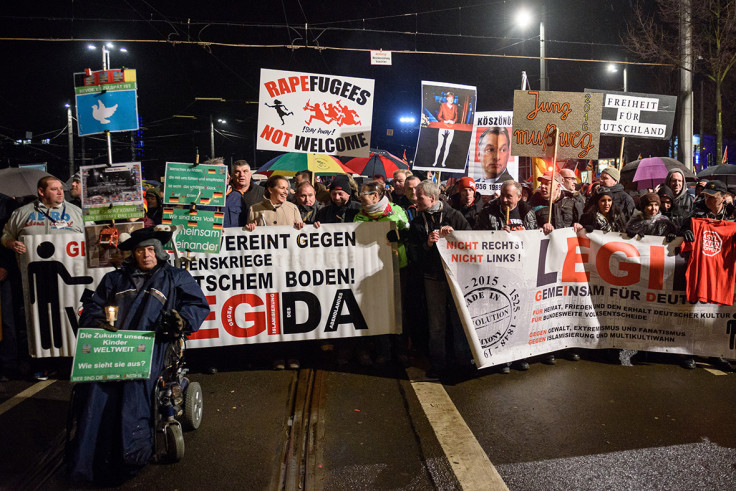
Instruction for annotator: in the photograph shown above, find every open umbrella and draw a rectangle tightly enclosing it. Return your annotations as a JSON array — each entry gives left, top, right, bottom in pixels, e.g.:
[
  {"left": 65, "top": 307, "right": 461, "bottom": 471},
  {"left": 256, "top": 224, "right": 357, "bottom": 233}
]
[
  {"left": 343, "top": 148, "right": 409, "bottom": 179},
  {"left": 620, "top": 157, "right": 695, "bottom": 191},
  {"left": 632, "top": 157, "right": 670, "bottom": 190},
  {"left": 0, "top": 167, "right": 54, "bottom": 197},
  {"left": 697, "top": 164, "right": 736, "bottom": 187},
  {"left": 257, "top": 153, "right": 351, "bottom": 177}
]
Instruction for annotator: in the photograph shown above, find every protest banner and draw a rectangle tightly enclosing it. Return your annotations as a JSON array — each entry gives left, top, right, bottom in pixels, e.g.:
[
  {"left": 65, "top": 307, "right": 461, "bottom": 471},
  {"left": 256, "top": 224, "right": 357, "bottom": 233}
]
[
  {"left": 512, "top": 90, "right": 603, "bottom": 160},
  {"left": 80, "top": 163, "right": 145, "bottom": 221},
  {"left": 70, "top": 329, "right": 155, "bottom": 382},
  {"left": 414, "top": 81, "right": 477, "bottom": 172},
  {"left": 467, "top": 111, "right": 516, "bottom": 195},
  {"left": 257, "top": 68, "right": 375, "bottom": 158},
  {"left": 585, "top": 89, "right": 677, "bottom": 139},
  {"left": 163, "top": 163, "right": 228, "bottom": 207},
  {"left": 162, "top": 207, "right": 223, "bottom": 253},
  {"left": 438, "top": 229, "right": 736, "bottom": 369},
  {"left": 75, "top": 69, "right": 139, "bottom": 136},
  {"left": 20, "top": 223, "right": 399, "bottom": 357}
]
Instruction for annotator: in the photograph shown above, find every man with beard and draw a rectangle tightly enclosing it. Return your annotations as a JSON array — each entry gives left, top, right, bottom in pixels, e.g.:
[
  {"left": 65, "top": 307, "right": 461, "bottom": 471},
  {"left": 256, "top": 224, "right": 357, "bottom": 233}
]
[
  {"left": 476, "top": 180, "right": 537, "bottom": 231},
  {"left": 665, "top": 169, "right": 694, "bottom": 226},
  {"left": 447, "top": 177, "right": 484, "bottom": 229},
  {"left": 314, "top": 175, "right": 361, "bottom": 224}
]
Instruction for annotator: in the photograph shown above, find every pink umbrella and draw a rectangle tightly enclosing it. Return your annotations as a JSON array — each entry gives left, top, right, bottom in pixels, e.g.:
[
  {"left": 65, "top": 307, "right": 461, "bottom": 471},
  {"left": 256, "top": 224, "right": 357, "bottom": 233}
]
[{"left": 632, "top": 157, "right": 670, "bottom": 190}]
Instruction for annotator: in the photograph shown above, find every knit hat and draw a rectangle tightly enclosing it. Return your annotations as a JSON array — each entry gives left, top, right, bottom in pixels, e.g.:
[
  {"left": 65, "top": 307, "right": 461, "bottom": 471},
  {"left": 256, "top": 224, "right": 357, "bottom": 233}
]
[
  {"left": 329, "top": 175, "right": 352, "bottom": 192},
  {"left": 639, "top": 192, "right": 661, "bottom": 211},
  {"left": 601, "top": 166, "right": 620, "bottom": 182},
  {"left": 456, "top": 176, "right": 476, "bottom": 193}
]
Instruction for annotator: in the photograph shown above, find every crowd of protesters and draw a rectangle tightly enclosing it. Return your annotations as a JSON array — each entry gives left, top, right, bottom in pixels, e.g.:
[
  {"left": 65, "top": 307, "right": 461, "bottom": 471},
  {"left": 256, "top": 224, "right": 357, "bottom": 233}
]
[{"left": 1, "top": 158, "right": 734, "bottom": 384}]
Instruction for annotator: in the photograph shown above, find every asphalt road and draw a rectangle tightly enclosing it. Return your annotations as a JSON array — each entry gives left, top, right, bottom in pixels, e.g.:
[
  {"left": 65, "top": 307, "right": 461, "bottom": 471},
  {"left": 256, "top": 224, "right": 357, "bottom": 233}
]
[{"left": 1, "top": 350, "right": 735, "bottom": 490}]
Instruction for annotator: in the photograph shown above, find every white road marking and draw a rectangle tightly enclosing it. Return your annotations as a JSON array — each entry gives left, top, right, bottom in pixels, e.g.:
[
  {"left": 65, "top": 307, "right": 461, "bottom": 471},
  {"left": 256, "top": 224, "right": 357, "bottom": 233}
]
[
  {"left": 0, "top": 380, "right": 56, "bottom": 417},
  {"left": 703, "top": 368, "right": 728, "bottom": 376},
  {"left": 406, "top": 367, "right": 508, "bottom": 491}
]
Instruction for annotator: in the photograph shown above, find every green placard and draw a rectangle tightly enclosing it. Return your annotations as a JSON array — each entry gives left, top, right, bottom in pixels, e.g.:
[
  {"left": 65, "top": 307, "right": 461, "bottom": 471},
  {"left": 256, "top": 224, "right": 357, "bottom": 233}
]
[
  {"left": 84, "top": 204, "right": 145, "bottom": 221},
  {"left": 163, "top": 162, "right": 228, "bottom": 207},
  {"left": 71, "top": 328, "right": 156, "bottom": 382},
  {"left": 162, "top": 207, "right": 223, "bottom": 253}
]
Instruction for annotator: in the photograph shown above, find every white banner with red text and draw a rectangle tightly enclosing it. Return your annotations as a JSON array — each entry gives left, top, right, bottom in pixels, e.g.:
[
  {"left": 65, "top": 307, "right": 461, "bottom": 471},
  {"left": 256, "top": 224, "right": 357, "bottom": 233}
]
[
  {"left": 438, "top": 228, "right": 736, "bottom": 369},
  {"left": 20, "top": 223, "right": 400, "bottom": 358}
]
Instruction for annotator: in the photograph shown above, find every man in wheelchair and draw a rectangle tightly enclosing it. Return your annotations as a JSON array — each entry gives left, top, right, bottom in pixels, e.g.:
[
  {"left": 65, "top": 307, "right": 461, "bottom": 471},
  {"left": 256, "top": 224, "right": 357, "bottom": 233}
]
[{"left": 67, "top": 226, "right": 209, "bottom": 484}]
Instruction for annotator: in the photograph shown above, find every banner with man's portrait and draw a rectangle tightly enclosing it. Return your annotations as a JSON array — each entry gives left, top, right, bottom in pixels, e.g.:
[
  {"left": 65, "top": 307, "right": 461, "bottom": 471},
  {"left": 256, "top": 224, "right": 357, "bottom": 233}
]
[
  {"left": 467, "top": 111, "right": 516, "bottom": 195},
  {"left": 413, "top": 81, "right": 477, "bottom": 173}
]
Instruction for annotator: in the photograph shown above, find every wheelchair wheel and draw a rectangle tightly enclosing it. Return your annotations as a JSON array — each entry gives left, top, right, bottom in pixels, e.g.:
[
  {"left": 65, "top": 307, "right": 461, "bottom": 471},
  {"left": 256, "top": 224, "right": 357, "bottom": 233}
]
[
  {"left": 165, "top": 423, "right": 185, "bottom": 462},
  {"left": 183, "top": 381, "right": 203, "bottom": 430}
]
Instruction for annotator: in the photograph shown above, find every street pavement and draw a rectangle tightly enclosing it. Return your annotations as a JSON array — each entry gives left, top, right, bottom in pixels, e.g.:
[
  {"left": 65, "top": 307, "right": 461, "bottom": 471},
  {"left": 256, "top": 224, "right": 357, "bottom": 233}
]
[{"left": 1, "top": 350, "right": 735, "bottom": 490}]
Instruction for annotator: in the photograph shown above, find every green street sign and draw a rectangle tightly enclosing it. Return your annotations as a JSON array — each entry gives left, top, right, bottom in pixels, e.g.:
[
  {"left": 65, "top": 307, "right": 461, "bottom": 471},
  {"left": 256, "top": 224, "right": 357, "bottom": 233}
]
[
  {"left": 163, "top": 162, "right": 228, "bottom": 207},
  {"left": 70, "top": 328, "right": 156, "bottom": 382},
  {"left": 162, "top": 207, "right": 223, "bottom": 253}
]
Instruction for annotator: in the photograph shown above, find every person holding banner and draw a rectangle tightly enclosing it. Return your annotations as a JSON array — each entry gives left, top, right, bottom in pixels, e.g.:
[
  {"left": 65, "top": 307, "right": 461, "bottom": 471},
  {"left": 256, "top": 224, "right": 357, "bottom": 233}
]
[
  {"left": 528, "top": 172, "right": 584, "bottom": 235},
  {"left": 625, "top": 193, "right": 677, "bottom": 238},
  {"left": 408, "top": 180, "right": 472, "bottom": 378},
  {"left": 432, "top": 92, "right": 457, "bottom": 168},
  {"left": 246, "top": 175, "right": 304, "bottom": 231},
  {"left": 665, "top": 169, "right": 694, "bottom": 228},
  {"left": 575, "top": 187, "right": 628, "bottom": 233},
  {"left": 294, "top": 182, "right": 321, "bottom": 224},
  {"left": 1, "top": 176, "right": 83, "bottom": 255},
  {"left": 314, "top": 175, "right": 361, "bottom": 224},
  {"left": 67, "top": 227, "right": 209, "bottom": 484}
]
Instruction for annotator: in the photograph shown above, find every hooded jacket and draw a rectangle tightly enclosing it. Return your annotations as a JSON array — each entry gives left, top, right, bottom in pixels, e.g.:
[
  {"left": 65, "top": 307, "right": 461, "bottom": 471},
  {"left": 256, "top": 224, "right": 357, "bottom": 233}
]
[{"left": 665, "top": 169, "right": 694, "bottom": 226}]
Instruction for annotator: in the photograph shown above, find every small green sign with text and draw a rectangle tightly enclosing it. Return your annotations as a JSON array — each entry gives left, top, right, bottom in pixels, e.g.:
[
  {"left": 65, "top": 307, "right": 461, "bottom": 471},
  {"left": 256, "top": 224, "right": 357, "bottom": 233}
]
[
  {"left": 71, "top": 329, "right": 156, "bottom": 382},
  {"left": 163, "top": 162, "right": 228, "bottom": 207},
  {"left": 162, "top": 207, "right": 223, "bottom": 253}
]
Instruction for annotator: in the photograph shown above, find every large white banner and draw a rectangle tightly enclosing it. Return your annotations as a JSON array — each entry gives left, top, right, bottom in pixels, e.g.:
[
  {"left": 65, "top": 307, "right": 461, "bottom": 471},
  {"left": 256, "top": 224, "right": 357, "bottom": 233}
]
[
  {"left": 439, "top": 229, "right": 736, "bottom": 369},
  {"left": 21, "top": 223, "right": 399, "bottom": 358},
  {"left": 257, "top": 68, "right": 374, "bottom": 157}
]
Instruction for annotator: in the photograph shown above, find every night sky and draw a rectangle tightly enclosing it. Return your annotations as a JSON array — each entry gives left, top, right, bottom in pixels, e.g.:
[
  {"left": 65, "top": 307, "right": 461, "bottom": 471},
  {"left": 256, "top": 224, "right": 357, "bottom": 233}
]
[{"left": 0, "top": 1, "right": 687, "bottom": 179}]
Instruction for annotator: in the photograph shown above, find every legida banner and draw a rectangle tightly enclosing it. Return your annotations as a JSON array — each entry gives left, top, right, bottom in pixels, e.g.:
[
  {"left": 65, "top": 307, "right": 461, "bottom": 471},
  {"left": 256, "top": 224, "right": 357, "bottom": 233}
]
[
  {"left": 438, "top": 228, "right": 736, "bottom": 369},
  {"left": 467, "top": 111, "right": 516, "bottom": 195},
  {"left": 414, "top": 81, "right": 477, "bottom": 173},
  {"left": 257, "top": 68, "right": 375, "bottom": 158},
  {"left": 512, "top": 90, "right": 603, "bottom": 160},
  {"left": 20, "top": 223, "right": 399, "bottom": 357}
]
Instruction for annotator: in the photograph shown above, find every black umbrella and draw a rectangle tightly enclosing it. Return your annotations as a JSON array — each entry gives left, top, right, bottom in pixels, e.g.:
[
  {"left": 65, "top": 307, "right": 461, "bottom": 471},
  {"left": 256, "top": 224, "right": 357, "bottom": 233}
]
[
  {"left": 620, "top": 157, "right": 696, "bottom": 191},
  {"left": 0, "top": 167, "right": 54, "bottom": 197},
  {"left": 697, "top": 164, "right": 736, "bottom": 187}
]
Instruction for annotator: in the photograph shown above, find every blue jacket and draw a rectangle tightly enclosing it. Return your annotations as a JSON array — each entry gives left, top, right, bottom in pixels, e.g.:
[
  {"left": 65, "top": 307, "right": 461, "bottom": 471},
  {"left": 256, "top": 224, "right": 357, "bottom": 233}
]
[{"left": 68, "top": 260, "right": 209, "bottom": 483}]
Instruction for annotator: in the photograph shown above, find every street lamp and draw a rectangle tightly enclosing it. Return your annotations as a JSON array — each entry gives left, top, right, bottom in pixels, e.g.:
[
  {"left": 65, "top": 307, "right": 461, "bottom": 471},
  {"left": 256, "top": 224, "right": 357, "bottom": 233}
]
[
  {"left": 607, "top": 63, "right": 628, "bottom": 92},
  {"left": 87, "top": 42, "right": 127, "bottom": 70},
  {"left": 516, "top": 8, "right": 547, "bottom": 91}
]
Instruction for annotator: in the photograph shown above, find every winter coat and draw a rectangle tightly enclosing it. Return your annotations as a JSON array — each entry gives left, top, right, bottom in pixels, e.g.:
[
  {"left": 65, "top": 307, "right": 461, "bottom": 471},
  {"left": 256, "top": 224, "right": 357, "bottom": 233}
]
[
  {"left": 607, "top": 183, "right": 636, "bottom": 221},
  {"left": 528, "top": 190, "right": 584, "bottom": 229},
  {"left": 314, "top": 200, "right": 361, "bottom": 223},
  {"left": 665, "top": 169, "right": 694, "bottom": 226},
  {"left": 475, "top": 199, "right": 537, "bottom": 231},
  {"left": 408, "top": 202, "right": 471, "bottom": 280},
  {"left": 448, "top": 191, "right": 485, "bottom": 229},
  {"left": 625, "top": 211, "right": 678, "bottom": 237},
  {"left": 67, "top": 260, "right": 210, "bottom": 482}
]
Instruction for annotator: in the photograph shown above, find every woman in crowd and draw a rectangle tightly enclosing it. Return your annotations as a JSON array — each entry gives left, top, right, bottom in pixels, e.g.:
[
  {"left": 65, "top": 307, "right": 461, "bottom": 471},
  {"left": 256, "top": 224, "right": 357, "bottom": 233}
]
[
  {"left": 625, "top": 192, "right": 678, "bottom": 238},
  {"left": 575, "top": 187, "right": 627, "bottom": 233},
  {"left": 247, "top": 175, "right": 305, "bottom": 370}
]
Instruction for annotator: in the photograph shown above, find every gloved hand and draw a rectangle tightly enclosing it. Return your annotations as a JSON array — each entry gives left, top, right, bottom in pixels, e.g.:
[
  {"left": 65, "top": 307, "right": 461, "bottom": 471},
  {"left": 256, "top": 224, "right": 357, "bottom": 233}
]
[
  {"left": 386, "top": 230, "right": 399, "bottom": 243},
  {"left": 683, "top": 230, "right": 695, "bottom": 242},
  {"left": 98, "top": 320, "right": 118, "bottom": 333},
  {"left": 665, "top": 233, "right": 677, "bottom": 243},
  {"left": 584, "top": 225, "right": 594, "bottom": 234},
  {"left": 160, "top": 309, "right": 187, "bottom": 334}
]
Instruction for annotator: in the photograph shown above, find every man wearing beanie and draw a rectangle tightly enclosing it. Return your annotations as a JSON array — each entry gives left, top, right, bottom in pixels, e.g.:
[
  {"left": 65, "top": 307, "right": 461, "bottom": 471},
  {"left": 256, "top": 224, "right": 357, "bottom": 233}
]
[
  {"left": 599, "top": 166, "right": 635, "bottom": 220},
  {"left": 67, "top": 227, "right": 210, "bottom": 484},
  {"left": 448, "top": 177, "right": 484, "bottom": 228},
  {"left": 314, "top": 175, "right": 361, "bottom": 224}
]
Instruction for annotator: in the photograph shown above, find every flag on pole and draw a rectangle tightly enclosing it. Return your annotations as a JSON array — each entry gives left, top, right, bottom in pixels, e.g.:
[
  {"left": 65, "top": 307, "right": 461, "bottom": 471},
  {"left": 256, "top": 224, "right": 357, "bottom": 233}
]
[
  {"left": 723, "top": 147, "right": 728, "bottom": 164},
  {"left": 402, "top": 149, "right": 408, "bottom": 163}
]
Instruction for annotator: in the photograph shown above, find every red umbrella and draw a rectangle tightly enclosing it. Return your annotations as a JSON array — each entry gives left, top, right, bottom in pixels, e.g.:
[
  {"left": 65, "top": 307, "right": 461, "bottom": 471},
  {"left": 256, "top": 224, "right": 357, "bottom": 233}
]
[{"left": 344, "top": 149, "right": 409, "bottom": 179}]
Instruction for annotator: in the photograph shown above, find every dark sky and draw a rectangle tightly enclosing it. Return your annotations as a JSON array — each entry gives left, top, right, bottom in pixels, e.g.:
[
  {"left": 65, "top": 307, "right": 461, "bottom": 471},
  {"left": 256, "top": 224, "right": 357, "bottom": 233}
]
[{"left": 0, "top": 0, "right": 671, "bottom": 179}]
